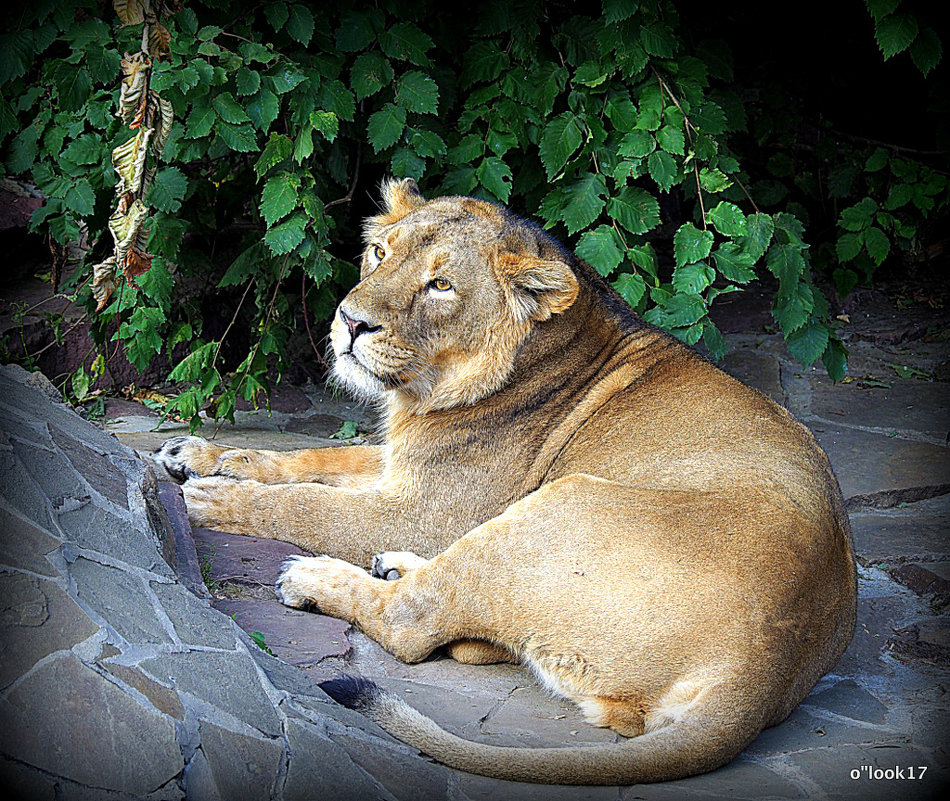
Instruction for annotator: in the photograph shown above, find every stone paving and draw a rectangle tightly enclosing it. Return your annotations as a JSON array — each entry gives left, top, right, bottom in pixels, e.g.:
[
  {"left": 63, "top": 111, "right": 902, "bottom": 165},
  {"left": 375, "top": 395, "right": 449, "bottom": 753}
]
[{"left": 1, "top": 310, "right": 948, "bottom": 799}]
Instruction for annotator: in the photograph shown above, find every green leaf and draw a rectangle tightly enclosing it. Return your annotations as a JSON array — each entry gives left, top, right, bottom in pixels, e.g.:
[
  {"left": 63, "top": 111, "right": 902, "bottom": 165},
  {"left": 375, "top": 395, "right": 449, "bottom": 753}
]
[
  {"left": 822, "top": 338, "right": 848, "bottom": 381},
  {"left": 367, "top": 103, "right": 406, "bottom": 152},
  {"left": 219, "top": 242, "right": 267, "bottom": 287},
  {"left": 310, "top": 110, "right": 339, "bottom": 142},
  {"left": 561, "top": 173, "right": 607, "bottom": 235},
  {"left": 875, "top": 12, "right": 919, "bottom": 60},
  {"left": 268, "top": 66, "right": 306, "bottom": 94},
  {"left": 699, "top": 167, "right": 733, "bottom": 193},
  {"left": 330, "top": 420, "right": 359, "bottom": 440},
  {"left": 702, "top": 320, "right": 728, "bottom": 361},
  {"left": 713, "top": 243, "right": 756, "bottom": 283},
  {"left": 55, "top": 66, "right": 93, "bottom": 112},
  {"left": 336, "top": 9, "right": 384, "bottom": 52},
  {"left": 864, "top": 147, "right": 889, "bottom": 172},
  {"left": 613, "top": 272, "right": 647, "bottom": 307},
  {"left": 839, "top": 197, "right": 877, "bottom": 231},
  {"left": 247, "top": 87, "right": 280, "bottom": 131},
  {"left": 185, "top": 102, "right": 215, "bottom": 139},
  {"left": 261, "top": 171, "right": 300, "bottom": 226},
  {"left": 539, "top": 113, "right": 584, "bottom": 180},
  {"left": 461, "top": 42, "right": 509, "bottom": 87},
  {"left": 350, "top": 52, "right": 393, "bottom": 100},
  {"left": 640, "top": 22, "right": 676, "bottom": 57},
  {"left": 236, "top": 67, "right": 262, "bottom": 96},
  {"left": 476, "top": 156, "right": 513, "bottom": 203},
  {"left": 212, "top": 92, "right": 251, "bottom": 124},
  {"left": 645, "top": 292, "right": 706, "bottom": 328},
  {"left": 395, "top": 71, "right": 439, "bottom": 114},
  {"left": 737, "top": 213, "right": 774, "bottom": 262},
  {"left": 0, "top": 31, "right": 34, "bottom": 86},
  {"left": 766, "top": 243, "right": 806, "bottom": 289},
  {"left": 576, "top": 225, "right": 624, "bottom": 276},
  {"left": 216, "top": 121, "right": 258, "bottom": 153},
  {"left": 603, "top": 0, "right": 639, "bottom": 24},
  {"left": 264, "top": 211, "right": 307, "bottom": 255},
  {"left": 647, "top": 150, "right": 678, "bottom": 192},
  {"left": 785, "top": 319, "right": 829, "bottom": 367},
  {"left": 673, "top": 223, "right": 713, "bottom": 267},
  {"left": 86, "top": 47, "right": 121, "bottom": 84},
  {"left": 866, "top": 0, "right": 899, "bottom": 23},
  {"left": 574, "top": 62, "right": 610, "bottom": 87},
  {"left": 672, "top": 261, "right": 715, "bottom": 294},
  {"left": 862, "top": 226, "right": 891, "bottom": 265},
  {"left": 64, "top": 179, "right": 95, "bottom": 216},
  {"left": 263, "top": 3, "right": 289, "bottom": 31},
  {"left": 254, "top": 133, "right": 293, "bottom": 177},
  {"left": 836, "top": 232, "right": 862, "bottom": 262},
  {"left": 315, "top": 80, "right": 355, "bottom": 122},
  {"left": 884, "top": 183, "right": 913, "bottom": 209},
  {"left": 391, "top": 146, "right": 425, "bottom": 180},
  {"left": 61, "top": 135, "right": 103, "bottom": 165},
  {"left": 773, "top": 282, "right": 813, "bottom": 335},
  {"left": 147, "top": 167, "right": 188, "bottom": 213},
  {"left": 170, "top": 342, "right": 216, "bottom": 381},
  {"left": 286, "top": 4, "right": 315, "bottom": 46},
  {"left": 656, "top": 125, "right": 685, "bottom": 156},
  {"left": 707, "top": 201, "right": 747, "bottom": 237},
  {"left": 379, "top": 23, "right": 434, "bottom": 66},
  {"left": 410, "top": 129, "right": 446, "bottom": 158},
  {"left": 197, "top": 25, "right": 223, "bottom": 41},
  {"left": 605, "top": 96, "right": 638, "bottom": 131},
  {"left": 635, "top": 84, "right": 663, "bottom": 131},
  {"left": 909, "top": 26, "right": 942, "bottom": 76},
  {"left": 619, "top": 129, "right": 655, "bottom": 159},
  {"left": 607, "top": 187, "right": 660, "bottom": 235}
]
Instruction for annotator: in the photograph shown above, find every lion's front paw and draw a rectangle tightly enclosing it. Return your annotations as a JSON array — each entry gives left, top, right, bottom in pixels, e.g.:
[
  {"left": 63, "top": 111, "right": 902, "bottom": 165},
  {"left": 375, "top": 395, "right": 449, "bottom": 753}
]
[
  {"left": 370, "top": 551, "right": 429, "bottom": 581},
  {"left": 153, "top": 436, "right": 228, "bottom": 482},
  {"left": 181, "top": 475, "right": 254, "bottom": 531},
  {"left": 276, "top": 555, "right": 370, "bottom": 619}
]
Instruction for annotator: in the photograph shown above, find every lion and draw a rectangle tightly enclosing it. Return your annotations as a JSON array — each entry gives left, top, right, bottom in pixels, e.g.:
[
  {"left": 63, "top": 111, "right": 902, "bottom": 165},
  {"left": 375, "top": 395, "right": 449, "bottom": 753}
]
[{"left": 154, "top": 178, "right": 856, "bottom": 786}]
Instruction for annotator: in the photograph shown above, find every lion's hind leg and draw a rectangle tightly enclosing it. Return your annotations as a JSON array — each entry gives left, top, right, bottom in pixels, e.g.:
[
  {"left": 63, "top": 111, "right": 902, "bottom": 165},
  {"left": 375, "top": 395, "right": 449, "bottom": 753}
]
[
  {"left": 370, "top": 551, "right": 430, "bottom": 580},
  {"left": 446, "top": 640, "right": 513, "bottom": 665}
]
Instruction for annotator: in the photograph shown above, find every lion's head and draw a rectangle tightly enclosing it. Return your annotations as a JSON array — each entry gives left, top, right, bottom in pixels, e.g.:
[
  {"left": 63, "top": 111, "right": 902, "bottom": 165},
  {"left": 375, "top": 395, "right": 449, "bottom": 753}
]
[{"left": 330, "top": 179, "right": 579, "bottom": 412}]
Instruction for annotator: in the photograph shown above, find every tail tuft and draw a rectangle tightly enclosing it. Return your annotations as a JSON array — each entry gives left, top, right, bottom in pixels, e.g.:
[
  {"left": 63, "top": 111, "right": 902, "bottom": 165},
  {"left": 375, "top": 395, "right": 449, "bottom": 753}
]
[{"left": 319, "top": 675, "right": 382, "bottom": 713}]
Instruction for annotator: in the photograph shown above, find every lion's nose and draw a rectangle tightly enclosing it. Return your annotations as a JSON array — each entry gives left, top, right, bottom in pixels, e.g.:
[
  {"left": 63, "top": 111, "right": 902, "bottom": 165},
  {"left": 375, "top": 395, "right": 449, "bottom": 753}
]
[{"left": 339, "top": 308, "right": 380, "bottom": 343}]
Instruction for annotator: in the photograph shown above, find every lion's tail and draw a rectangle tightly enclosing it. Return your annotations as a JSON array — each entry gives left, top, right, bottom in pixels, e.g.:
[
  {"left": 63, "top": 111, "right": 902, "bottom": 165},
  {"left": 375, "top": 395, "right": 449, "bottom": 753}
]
[{"left": 319, "top": 675, "right": 764, "bottom": 786}]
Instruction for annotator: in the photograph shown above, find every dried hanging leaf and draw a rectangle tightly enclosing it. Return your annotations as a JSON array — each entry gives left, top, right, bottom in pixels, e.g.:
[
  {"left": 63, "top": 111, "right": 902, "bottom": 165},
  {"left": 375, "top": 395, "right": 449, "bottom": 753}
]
[
  {"left": 151, "top": 92, "right": 174, "bottom": 155},
  {"left": 148, "top": 22, "right": 171, "bottom": 61},
  {"left": 108, "top": 198, "right": 149, "bottom": 264},
  {"left": 112, "top": 127, "right": 152, "bottom": 195},
  {"left": 48, "top": 236, "right": 67, "bottom": 291},
  {"left": 118, "top": 52, "right": 150, "bottom": 123},
  {"left": 92, "top": 257, "right": 119, "bottom": 311},
  {"left": 113, "top": 0, "right": 146, "bottom": 25},
  {"left": 124, "top": 245, "right": 153, "bottom": 280}
]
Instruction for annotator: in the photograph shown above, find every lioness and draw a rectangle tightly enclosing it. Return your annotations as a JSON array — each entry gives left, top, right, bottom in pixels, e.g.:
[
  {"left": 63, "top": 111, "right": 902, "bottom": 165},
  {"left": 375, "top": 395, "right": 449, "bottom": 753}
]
[{"left": 155, "top": 178, "right": 856, "bottom": 786}]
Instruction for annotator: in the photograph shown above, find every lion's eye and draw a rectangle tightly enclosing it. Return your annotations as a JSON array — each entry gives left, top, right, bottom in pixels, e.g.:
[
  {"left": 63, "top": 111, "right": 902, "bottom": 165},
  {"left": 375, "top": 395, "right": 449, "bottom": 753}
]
[
  {"left": 371, "top": 244, "right": 386, "bottom": 262},
  {"left": 429, "top": 277, "right": 452, "bottom": 292}
]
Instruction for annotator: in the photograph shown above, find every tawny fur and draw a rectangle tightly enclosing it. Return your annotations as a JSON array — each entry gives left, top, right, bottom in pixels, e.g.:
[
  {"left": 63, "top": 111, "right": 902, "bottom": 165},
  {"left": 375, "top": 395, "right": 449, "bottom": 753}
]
[{"left": 155, "top": 178, "right": 856, "bottom": 785}]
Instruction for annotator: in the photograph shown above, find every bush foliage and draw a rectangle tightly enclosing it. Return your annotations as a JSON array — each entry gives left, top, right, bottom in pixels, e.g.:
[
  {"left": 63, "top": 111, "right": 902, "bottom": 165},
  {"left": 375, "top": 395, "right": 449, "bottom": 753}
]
[{"left": 0, "top": 0, "right": 944, "bottom": 428}]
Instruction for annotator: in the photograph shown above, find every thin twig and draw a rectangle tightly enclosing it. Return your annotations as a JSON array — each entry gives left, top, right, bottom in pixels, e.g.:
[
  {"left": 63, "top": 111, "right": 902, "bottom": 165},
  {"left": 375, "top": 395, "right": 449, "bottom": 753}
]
[
  {"left": 30, "top": 314, "right": 90, "bottom": 360},
  {"left": 653, "top": 70, "right": 708, "bottom": 229},
  {"left": 324, "top": 143, "right": 363, "bottom": 211},
  {"left": 212, "top": 253, "right": 292, "bottom": 437},
  {"left": 301, "top": 270, "right": 328, "bottom": 368},
  {"left": 210, "top": 278, "right": 254, "bottom": 372}
]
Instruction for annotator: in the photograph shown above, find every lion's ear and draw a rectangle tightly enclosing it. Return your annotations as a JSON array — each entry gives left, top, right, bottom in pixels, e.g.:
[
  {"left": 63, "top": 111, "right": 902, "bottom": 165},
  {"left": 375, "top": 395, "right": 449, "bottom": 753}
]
[
  {"left": 380, "top": 177, "right": 426, "bottom": 221},
  {"left": 495, "top": 252, "right": 579, "bottom": 322}
]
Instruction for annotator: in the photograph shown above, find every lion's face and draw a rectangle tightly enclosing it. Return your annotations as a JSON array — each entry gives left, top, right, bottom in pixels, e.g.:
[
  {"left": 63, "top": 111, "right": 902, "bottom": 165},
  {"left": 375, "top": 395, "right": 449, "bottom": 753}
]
[{"left": 330, "top": 179, "right": 579, "bottom": 411}]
